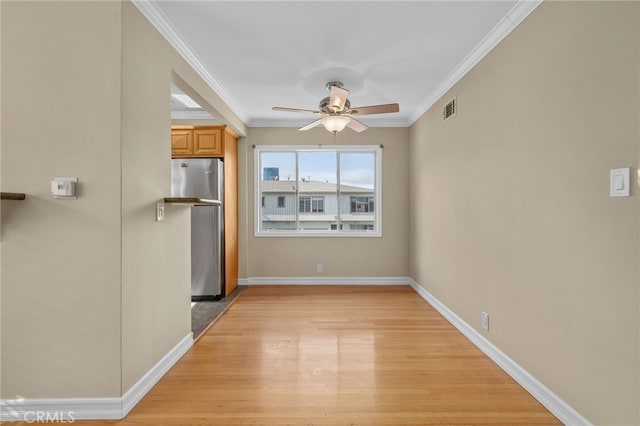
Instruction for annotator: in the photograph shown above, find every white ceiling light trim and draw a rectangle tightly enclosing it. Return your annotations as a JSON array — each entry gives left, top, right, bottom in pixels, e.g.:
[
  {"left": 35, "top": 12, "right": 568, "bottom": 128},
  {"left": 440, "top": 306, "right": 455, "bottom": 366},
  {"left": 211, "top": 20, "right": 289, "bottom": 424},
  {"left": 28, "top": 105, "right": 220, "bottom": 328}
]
[
  {"left": 408, "top": 0, "right": 543, "bottom": 126},
  {"left": 132, "top": 0, "right": 248, "bottom": 124},
  {"left": 171, "top": 111, "right": 214, "bottom": 120},
  {"left": 171, "top": 94, "right": 201, "bottom": 109}
]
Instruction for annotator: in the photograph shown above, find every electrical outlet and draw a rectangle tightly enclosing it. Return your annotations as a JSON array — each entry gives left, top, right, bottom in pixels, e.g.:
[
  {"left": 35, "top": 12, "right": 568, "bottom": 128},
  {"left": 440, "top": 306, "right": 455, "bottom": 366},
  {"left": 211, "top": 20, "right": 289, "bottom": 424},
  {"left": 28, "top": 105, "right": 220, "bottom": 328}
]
[
  {"left": 316, "top": 263, "right": 323, "bottom": 273},
  {"left": 481, "top": 311, "right": 489, "bottom": 331},
  {"left": 156, "top": 203, "right": 165, "bottom": 222}
]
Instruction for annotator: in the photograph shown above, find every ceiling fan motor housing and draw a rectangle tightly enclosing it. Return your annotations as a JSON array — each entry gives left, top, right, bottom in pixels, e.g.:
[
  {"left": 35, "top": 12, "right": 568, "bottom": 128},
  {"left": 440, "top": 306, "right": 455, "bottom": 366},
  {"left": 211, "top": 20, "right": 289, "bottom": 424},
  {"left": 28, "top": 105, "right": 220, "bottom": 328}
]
[{"left": 319, "top": 97, "right": 350, "bottom": 114}]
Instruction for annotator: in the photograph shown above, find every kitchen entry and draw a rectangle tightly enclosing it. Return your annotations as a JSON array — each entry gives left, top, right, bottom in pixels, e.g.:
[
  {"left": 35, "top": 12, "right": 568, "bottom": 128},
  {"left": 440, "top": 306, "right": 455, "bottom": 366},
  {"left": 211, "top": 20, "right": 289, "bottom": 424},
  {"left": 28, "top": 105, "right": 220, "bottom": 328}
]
[
  {"left": 169, "top": 80, "right": 242, "bottom": 340},
  {"left": 191, "top": 285, "right": 246, "bottom": 339}
]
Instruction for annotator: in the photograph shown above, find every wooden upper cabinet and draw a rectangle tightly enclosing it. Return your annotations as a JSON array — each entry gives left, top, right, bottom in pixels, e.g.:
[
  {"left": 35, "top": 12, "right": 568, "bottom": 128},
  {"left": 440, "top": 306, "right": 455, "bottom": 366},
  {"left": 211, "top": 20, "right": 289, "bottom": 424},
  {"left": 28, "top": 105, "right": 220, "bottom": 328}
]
[
  {"left": 171, "top": 128, "right": 193, "bottom": 156},
  {"left": 193, "top": 128, "right": 223, "bottom": 156},
  {"left": 171, "top": 125, "right": 236, "bottom": 158}
]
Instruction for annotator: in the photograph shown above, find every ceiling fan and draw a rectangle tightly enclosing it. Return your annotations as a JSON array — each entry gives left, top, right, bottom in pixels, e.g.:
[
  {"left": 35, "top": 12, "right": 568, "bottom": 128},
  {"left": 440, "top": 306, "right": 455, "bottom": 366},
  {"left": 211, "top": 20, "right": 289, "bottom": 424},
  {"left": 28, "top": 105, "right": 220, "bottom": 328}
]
[{"left": 272, "top": 82, "right": 399, "bottom": 134}]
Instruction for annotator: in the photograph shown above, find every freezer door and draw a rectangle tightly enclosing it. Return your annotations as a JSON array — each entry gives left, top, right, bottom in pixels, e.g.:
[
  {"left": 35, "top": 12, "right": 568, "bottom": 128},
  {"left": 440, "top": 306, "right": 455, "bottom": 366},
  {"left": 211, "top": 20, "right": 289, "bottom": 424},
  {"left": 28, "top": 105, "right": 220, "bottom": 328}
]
[
  {"left": 171, "top": 158, "right": 223, "bottom": 201},
  {"left": 191, "top": 206, "right": 223, "bottom": 298}
]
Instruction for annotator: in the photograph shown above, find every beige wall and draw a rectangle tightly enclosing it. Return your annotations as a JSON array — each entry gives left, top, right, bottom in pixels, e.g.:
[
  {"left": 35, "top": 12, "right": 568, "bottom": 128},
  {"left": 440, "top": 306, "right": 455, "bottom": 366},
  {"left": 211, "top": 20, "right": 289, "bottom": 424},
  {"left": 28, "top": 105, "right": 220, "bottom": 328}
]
[
  {"left": 0, "top": 0, "right": 247, "bottom": 400},
  {"left": 245, "top": 127, "right": 409, "bottom": 278},
  {"left": 1, "top": 1, "right": 122, "bottom": 397},
  {"left": 119, "top": 2, "right": 247, "bottom": 392},
  {"left": 120, "top": 2, "right": 192, "bottom": 392},
  {"left": 408, "top": 2, "right": 639, "bottom": 424}
]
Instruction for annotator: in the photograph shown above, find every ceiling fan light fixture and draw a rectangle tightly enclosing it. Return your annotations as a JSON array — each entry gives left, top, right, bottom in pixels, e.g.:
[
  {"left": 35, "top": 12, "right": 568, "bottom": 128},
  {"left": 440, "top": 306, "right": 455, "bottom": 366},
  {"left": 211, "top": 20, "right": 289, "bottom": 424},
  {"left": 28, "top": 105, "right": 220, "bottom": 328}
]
[
  {"left": 321, "top": 115, "right": 350, "bottom": 133},
  {"left": 272, "top": 82, "right": 400, "bottom": 134}
]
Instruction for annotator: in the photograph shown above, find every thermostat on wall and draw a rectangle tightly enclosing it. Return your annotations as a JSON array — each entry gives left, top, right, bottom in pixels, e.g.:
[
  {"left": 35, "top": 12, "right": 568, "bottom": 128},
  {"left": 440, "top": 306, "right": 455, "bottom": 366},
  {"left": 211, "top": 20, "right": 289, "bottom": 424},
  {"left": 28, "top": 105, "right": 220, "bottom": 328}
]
[{"left": 51, "top": 177, "right": 78, "bottom": 199}]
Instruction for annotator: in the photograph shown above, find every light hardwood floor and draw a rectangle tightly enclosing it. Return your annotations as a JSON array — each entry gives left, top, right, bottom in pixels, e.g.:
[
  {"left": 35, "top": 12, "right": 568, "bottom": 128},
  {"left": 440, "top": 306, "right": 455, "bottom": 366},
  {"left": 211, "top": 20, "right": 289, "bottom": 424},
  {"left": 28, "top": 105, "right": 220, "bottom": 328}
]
[{"left": 39, "top": 286, "right": 562, "bottom": 425}]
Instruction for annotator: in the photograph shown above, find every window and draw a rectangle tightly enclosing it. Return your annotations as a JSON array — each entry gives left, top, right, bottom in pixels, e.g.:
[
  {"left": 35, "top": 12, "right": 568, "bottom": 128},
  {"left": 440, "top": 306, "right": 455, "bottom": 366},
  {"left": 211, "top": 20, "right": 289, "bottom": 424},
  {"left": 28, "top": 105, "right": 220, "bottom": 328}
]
[
  {"left": 351, "top": 196, "right": 374, "bottom": 213},
  {"left": 255, "top": 145, "right": 381, "bottom": 236},
  {"left": 299, "top": 196, "right": 324, "bottom": 213}
]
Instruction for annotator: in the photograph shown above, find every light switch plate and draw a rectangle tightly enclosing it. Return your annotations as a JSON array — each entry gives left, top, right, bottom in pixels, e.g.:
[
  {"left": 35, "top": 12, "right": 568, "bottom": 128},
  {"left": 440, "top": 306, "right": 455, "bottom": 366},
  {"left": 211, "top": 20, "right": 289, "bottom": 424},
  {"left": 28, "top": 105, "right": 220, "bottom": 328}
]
[{"left": 610, "top": 168, "right": 630, "bottom": 197}]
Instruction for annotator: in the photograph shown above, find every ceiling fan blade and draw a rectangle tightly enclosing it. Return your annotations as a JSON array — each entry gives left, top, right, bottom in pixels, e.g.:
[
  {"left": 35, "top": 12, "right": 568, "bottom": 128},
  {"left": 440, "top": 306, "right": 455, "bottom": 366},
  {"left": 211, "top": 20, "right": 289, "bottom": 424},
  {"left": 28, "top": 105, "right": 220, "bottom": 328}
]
[
  {"left": 298, "top": 118, "right": 324, "bottom": 131},
  {"left": 348, "top": 103, "right": 399, "bottom": 115},
  {"left": 346, "top": 117, "right": 368, "bottom": 133},
  {"left": 273, "top": 106, "right": 320, "bottom": 114},
  {"left": 329, "top": 86, "right": 349, "bottom": 112}
]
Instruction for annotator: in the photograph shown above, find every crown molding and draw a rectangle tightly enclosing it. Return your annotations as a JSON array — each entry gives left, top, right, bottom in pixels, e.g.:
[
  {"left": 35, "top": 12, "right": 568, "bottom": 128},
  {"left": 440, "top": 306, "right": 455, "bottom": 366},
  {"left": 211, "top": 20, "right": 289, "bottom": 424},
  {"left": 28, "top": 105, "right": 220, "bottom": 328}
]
[
  {"left": 132, "top": 1, "right": 248, "bottom": 124},
  {"left": 408, "top": 0, "right": 543, "bottom": 125}
]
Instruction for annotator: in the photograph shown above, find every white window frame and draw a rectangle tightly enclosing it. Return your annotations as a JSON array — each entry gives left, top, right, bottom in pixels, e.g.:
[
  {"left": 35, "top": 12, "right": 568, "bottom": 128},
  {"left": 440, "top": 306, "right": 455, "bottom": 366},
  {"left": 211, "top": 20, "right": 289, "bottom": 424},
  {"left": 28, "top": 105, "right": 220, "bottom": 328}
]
[{"left": 254, "top": 145, "right": 382, "bottom": 237}]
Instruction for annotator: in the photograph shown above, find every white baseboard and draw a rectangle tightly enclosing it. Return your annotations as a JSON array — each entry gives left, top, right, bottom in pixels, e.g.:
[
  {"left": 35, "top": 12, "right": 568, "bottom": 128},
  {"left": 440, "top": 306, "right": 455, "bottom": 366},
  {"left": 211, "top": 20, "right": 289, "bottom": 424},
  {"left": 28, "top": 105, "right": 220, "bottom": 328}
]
[
  {"left": 0, "top": 332, "right": 193, "bottom": 421},
  {"left": 408, "top": 279, "right": 591, "bottom": 426},
  {"left": 241, "top": 276, "right": 411, "bottom": 285},
  {"left": 121, "top": 332, "right": 193, "bottom": 416}
]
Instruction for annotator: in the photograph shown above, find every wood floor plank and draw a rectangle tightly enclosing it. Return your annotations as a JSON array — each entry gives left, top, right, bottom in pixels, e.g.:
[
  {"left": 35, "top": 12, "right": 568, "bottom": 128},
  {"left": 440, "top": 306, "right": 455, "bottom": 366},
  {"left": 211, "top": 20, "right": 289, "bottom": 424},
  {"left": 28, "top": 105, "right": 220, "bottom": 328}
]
[{"left": 13, "top": 285, "right": 560, "bottom": 425}]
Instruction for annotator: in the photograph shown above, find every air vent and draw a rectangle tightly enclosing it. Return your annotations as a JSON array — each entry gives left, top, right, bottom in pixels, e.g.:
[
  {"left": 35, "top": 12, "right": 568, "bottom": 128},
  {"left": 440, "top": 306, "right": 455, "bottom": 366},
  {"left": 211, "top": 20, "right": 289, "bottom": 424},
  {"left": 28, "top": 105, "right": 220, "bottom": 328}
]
[{"left": 443, "top": 97, "right": 456, "bottom": 120}]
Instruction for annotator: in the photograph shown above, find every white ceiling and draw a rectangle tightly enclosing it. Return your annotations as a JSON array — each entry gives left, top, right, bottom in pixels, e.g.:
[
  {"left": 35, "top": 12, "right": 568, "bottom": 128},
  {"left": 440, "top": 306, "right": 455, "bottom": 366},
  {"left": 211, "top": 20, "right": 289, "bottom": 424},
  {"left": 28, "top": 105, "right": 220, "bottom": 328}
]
[{"left": 139, "top": 1, "right": 541, "bottom": 128}]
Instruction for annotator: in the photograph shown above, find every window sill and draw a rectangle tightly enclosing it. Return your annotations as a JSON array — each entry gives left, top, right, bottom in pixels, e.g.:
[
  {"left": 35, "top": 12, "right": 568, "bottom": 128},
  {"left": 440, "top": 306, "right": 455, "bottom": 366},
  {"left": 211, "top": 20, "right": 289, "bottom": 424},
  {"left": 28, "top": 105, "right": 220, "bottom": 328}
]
[{"left": 255, "top": 231, "right": 381, "bottom": 238}]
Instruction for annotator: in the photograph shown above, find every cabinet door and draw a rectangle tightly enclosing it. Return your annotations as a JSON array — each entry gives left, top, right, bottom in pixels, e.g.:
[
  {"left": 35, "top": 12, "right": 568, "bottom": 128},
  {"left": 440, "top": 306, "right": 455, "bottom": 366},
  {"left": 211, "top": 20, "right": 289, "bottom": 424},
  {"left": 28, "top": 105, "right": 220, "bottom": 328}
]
[
  {"left": 194, "top": 128, "right": 223, "bottom": 157},
  {"left": 171, "top": 129, "right": 193, "bottom": 157}
]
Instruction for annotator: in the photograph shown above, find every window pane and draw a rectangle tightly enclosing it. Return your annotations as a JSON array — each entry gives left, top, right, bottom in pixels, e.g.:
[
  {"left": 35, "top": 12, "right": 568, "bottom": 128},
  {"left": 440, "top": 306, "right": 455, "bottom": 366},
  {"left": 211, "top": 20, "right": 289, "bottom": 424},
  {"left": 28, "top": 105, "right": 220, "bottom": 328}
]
[
  {"left": 340, "top": 152, "right": 376, "bottom": 232},
  {"left": 298, "top": 152, "right": 337, "bottom": 231},
  {"left": 312, "top": 197, "right": 324, "bottom": 213},
  {"left": 260, "top": 152, "right": 296, "bottom": 231},
  {"left": 299, "top": 196, "right": 310, "bottom": 213}
]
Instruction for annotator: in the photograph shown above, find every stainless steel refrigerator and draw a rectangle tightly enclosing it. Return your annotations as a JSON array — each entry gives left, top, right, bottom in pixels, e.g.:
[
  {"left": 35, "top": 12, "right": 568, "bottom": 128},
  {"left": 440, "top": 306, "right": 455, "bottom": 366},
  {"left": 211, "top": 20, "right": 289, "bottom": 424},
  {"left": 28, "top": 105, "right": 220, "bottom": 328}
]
[{"left": 171, "top": 158, "right": 224, "bottom": 300}]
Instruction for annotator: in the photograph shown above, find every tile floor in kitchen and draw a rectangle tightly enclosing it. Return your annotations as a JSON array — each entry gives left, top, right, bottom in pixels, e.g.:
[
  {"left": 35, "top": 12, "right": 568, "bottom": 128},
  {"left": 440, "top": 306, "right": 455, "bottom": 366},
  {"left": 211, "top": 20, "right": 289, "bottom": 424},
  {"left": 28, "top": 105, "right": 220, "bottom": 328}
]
[{"left": 190, "top": 285, "right": 246, "bottom": 339}]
